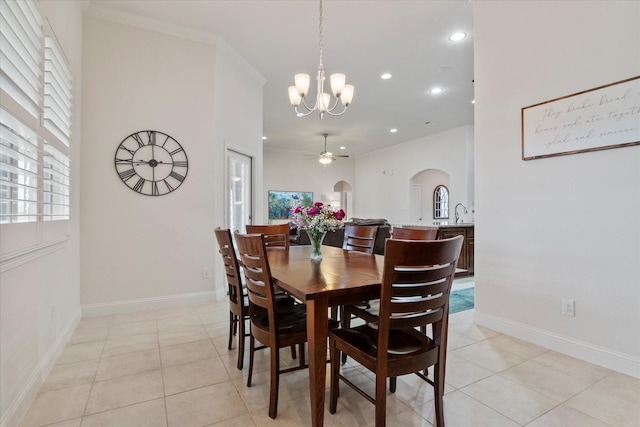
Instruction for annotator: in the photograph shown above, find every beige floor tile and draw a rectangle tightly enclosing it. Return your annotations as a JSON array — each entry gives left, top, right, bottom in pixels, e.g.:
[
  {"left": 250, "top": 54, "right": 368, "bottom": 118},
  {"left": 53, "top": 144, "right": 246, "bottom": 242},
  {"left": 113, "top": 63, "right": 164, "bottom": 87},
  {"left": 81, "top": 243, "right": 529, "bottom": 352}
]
[
  {"left": 67, "top": 324, "right": 110, "bottom": 345},
  {"left": 498, "top": 360, "right": 591, "bottom": 402},
  {"left": 205, "top": 320, "right": 232, "bottom": 339},
  {"left": 451, "top": 339, "right": 529, "bottom": 373},
  {"left": 102, "top": 332, "right": 159, "bottom": 358},
  {"left": 444, "top": 353, "right": 494, "bottom": 389},
  {"left": 212, "top": 413, "right": 257, "bottom": 427},
  {"left": 112, "top": 309, "right": 157, "bottom": 324},
  {"left": 56, "top": 341, "right": 105, "bottom": 365},
  {"left": 484, "top": 334, "right": 550, "bottom": 359},
  {"left": 156, "top": 304, "right": 197, "bottom": 319},
  {"left": 160, "top": 338, "right": 217, "bottom": 367},
  {"left": 565, "top": 372, "right": 640, "bottom": 427},
  {"left": 460, "top": 375, "right": 559, "bottom": 425},
  {"left": 163, "top": 357, "right": 231, "bottom": 395},
  {"left": 19, "top": 384, "right": 91, "bottom": 427},
  {"left": 446, "top": 331, "right": 480, "bottom": 351},
  {"left": 420, "top": 390, "right": 519, "bottom": 427},
  {"left": 41, "top": 418, "right": 82, "bottom": 427},
  {"left": 165, "top": 382, "right": 248, "bottom": 427},
  {"left": 157, "top": 312, "right": 203, "bottom": 331},
  {"left": 80, "top": 397, "right": 167, "bottom": 427},
  {"left": 95, "top": 348, "right": 161, "bottom": 381},
  {"left": 107, "top": 319, "right": 157, "bottom": 339},
  {"left": 448, "top": 321, "right": 500, "bottom": 342},
  {"left": 527, "top": 404, "right": 611, "bottom": 427},
  {"left": 529, "top": 351, "right": 613, "bottom": 383},
  {"left": 158, "top": 324, "right": 210, "bottom": 347},
  {"left": 85, "top": 370, "right": 164, "bottom": 415},
  {"left": 40, "top": 360, "right": 99, "bottom": 393}
]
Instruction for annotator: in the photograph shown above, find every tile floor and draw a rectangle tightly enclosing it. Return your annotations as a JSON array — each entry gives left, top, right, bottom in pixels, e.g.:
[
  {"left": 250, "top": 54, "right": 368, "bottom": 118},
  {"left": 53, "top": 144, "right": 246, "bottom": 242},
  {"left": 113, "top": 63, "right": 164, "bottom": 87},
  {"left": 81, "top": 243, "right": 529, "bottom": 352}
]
[{"left": 19, "top": 283, "right": 640, "bottom": 427}]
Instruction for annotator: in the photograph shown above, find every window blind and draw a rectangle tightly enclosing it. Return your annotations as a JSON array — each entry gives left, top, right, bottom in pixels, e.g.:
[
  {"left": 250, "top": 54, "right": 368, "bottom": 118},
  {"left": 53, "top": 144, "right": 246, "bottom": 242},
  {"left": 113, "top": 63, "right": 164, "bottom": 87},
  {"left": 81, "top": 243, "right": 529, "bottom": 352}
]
[
  {"left": 44, "top": 35, "right": 72, "bottom": 146},
  {"left": 42, "top": 140, "right": 69, "bottom": 221}
]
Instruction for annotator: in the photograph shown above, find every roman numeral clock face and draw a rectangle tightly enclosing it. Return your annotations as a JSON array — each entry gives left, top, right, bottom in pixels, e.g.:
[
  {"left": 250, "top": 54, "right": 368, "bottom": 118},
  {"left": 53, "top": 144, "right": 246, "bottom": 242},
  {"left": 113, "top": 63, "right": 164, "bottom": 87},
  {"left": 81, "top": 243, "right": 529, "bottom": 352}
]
[{"left": 115, "top": 130, "right": 188, "bottom": 196}]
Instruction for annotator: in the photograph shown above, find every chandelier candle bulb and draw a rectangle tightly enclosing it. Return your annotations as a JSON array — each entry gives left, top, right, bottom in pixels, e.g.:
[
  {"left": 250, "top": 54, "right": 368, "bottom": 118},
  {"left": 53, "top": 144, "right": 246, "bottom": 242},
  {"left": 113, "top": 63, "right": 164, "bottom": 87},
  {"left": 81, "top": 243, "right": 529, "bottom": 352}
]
[{"left": 330, "top": 73, "right": 346, "bottom": 96}]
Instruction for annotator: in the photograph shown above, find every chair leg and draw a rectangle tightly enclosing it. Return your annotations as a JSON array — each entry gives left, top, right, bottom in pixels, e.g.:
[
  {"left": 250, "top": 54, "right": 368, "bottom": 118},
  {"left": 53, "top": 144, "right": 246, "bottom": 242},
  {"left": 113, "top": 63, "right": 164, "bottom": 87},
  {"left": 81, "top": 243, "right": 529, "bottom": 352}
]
[
  {"left": 291, "top": 345, "right": 297, "bottom": 359},
  {"left": 228, "top": 312, "right": 235, "bottom": 350},
  {"left": 389, "top": 377, "right": 397, "bottom": 393},
  {"left": 268, "top": 344, "right": 280, "bottom": 419},
  {"left": 375, "top": 372, "right": 387, "bottom": 427},
  {"left": 433, "top": 362, "right": 445, "bottom": 427},
  {"left": 329, "top": 338, "right": 339, "bottom": 414},
  {"left": 298, "top": 343, "right": 306, "bottom": 368},
  {"left": 247, "top": 335, "right": 255, "bottom": 387},
  {"left": 340, "top": 305, "right": 351, "bottom": 363},
  {"left": 236, "top": 315, "right": 245, "bottom": 370}
]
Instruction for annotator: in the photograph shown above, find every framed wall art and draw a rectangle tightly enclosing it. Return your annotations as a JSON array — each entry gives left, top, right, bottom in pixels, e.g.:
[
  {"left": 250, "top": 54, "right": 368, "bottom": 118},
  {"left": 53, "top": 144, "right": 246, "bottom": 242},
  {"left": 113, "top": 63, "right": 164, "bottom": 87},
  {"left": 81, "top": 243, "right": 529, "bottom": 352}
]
[
  {"left": 522, "top": 76, "right": 640, "bottom": 160},
  {"left": 268, "top": 190, "right": 313, "bottom": 220}
]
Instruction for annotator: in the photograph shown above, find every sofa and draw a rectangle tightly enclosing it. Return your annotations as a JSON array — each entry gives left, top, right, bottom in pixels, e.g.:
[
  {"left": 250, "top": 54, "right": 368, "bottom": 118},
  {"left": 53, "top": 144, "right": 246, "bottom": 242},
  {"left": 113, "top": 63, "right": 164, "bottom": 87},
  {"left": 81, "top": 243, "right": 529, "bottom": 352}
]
[{"left": 290, "top": 218, "right": 391, "bottom": 255}]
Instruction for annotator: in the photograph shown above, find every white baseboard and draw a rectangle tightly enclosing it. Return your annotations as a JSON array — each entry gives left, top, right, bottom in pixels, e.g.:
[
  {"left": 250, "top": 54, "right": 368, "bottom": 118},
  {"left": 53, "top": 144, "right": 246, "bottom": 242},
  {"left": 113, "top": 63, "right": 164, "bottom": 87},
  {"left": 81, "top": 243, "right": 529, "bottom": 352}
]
[
  {"left": 2, "top": 308, "right": 81, "bottom": 427},
  {"left": 474, "top": 310, "right": 640, "bottom": 379},
  {"left": 81, "top": 291, "right": 218, "bottom": 317}
]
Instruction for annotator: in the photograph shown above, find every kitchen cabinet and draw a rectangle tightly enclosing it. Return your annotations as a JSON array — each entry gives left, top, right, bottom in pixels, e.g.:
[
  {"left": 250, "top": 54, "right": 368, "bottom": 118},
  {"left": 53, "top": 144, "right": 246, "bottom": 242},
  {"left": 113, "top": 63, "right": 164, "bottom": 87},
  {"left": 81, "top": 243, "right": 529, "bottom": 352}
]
[{"left": 437, "top": 225, "right": 474, "bottom": 276}]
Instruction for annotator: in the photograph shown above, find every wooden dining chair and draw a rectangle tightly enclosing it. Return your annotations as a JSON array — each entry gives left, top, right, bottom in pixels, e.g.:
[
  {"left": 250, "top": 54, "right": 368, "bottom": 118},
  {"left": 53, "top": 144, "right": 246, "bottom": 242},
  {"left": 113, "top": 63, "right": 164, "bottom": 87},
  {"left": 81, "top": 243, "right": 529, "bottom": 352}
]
[
  {"left": 342, "top": 224, "right": 378, "bottom": 255},
  {"left": 391, "top": 226, "right": 438, "bottom": 240},
  {"left": 246, "top": 223, "right": 290, "bottom": 250},
  {"left": 234, "top": 231, "right": 319, "bottom": 419},
  {"left": 329, "top": 236, "right": 464, "bottom": 427},
  {"left": 214, "top": 227, "right": 294, "bottom": 370},
  {"left": 214, "top": 227, "right": 250, "bottom": 370}
]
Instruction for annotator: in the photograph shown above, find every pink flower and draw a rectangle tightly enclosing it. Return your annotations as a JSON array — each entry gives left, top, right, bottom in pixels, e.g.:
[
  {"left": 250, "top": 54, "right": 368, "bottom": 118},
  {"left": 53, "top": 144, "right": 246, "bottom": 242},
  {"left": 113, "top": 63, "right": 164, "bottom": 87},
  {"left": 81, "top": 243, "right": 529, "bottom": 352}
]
[
  {"left": 334, "top": 209, "right": 346, "bottom": 220},
  {"left": 307, "top": 207, "right": 319, "bottom": 216},
  {"left": 314, "top": 202, "right": 324, "bottom": 208},
  {"left": 294, "top": 206, "right": 302, "bottom": 214}
]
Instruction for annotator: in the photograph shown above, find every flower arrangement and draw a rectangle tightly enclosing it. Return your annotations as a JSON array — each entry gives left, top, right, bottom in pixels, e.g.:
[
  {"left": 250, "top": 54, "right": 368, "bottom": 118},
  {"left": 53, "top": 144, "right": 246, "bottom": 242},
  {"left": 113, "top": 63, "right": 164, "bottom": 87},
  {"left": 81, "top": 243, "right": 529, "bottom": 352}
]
[
  {"left": 291, "top": 202, "right": 345, "bottom": 261},
  {"left": 290, "top": 201, "right": 346, "bottom": 233}
]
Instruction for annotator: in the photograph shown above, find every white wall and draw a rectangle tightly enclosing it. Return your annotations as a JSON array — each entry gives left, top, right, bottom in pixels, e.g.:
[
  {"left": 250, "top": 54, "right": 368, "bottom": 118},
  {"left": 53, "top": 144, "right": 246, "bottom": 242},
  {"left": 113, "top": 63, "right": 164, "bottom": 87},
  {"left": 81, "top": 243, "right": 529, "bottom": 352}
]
[
  {"left": 0, "top": 2, "right": 85, "bottom": 426},
  {"left": 80, "top": 11, "right": 264, "bottom": 313},
  {"left": 474, "top": 1, "right": 640, "bottom": 376},
  {"left": 353, "top": 126, "right": 474, "bottom": 225},
  {"left": 263, "top": 149, "right": 355, "bottom": 219}
]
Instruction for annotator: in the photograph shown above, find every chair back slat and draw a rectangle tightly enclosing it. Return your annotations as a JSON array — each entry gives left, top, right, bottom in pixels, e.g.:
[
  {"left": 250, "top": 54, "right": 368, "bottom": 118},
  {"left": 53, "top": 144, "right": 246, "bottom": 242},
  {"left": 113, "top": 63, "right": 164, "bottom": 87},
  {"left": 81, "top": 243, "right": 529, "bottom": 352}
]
[
  {"left": 343, "top": 224, "right": 378, "bottom": 255},
  {"left": 246, "top": 224, "right": 290, "bottom": 250},
  {"left": 391, "top": 227, "right": 438, "bottom": 240}
]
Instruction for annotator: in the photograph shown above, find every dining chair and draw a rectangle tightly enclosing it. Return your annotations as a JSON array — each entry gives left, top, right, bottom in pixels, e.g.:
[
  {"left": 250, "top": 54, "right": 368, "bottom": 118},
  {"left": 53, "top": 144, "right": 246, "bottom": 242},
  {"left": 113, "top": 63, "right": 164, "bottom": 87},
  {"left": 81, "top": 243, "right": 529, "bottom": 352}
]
[
  {"left": 245, "top": 223, "right": 290, "bottom": 250},
  {"left": 342, "top": 224, "right": 378, "bottom": 255},
  {"left": 214, "top": 227, "right": 294, "bottom": 370},
  {"left": 235, "top": 231, "right": 332, "bottom": 419},
  {"left": 334, "top": 224, "right": 379, "bottom": 322},
  {"left": 391, "top": 226, "right": 438, "bottom": 240},
  {"left": 328, "top": 236, "right": 464, "bottom": 427}
]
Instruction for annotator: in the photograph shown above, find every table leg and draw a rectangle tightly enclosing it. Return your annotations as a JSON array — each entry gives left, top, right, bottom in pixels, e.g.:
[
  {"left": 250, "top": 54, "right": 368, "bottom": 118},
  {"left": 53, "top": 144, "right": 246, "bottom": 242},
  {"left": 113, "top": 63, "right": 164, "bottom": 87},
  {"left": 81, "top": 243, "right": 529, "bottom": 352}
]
[{"left": 306, "top": 298, "right": 328, "bottom": 427}]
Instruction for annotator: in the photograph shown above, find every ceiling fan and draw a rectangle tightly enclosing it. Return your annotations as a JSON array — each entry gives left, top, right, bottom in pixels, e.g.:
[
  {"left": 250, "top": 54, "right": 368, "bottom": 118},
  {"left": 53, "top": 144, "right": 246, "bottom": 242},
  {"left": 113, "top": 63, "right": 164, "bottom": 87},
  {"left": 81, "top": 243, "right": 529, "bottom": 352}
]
[{"left": 311, "top": 133, "right": 349, "bottom": 165}]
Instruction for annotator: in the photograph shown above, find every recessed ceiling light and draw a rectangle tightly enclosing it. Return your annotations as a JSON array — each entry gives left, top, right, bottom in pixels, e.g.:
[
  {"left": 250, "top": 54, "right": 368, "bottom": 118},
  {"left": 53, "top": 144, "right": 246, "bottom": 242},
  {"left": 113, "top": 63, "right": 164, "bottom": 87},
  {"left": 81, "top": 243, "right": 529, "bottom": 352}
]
[
  {"left": 339, "top": 146, "right": 346, "bottom": 150},
  {"left": 262, "top": 136, "right": 267, "bottom": 140},
  {"left": 449, "top": 32, "right": 466, "bottom": 42},
  {"left": 381, "top": 73, "right": 392, "bottom": 80},
  {"left": 390, "top": 128, "right": 398, "bottom": 133},
  {"left": 471, "top": 99, "right": 475, "bottom": 104},
  {"left": 430, "top": 87, "right": 443, "bottom": 94}
]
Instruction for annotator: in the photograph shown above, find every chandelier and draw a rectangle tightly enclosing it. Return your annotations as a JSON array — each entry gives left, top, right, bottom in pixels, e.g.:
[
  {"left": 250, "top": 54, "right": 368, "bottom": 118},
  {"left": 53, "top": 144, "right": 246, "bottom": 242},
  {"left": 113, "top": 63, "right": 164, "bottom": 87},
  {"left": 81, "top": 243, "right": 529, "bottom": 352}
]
[{"left": 288, "top": 0, "right": 354, "bottom": 119}]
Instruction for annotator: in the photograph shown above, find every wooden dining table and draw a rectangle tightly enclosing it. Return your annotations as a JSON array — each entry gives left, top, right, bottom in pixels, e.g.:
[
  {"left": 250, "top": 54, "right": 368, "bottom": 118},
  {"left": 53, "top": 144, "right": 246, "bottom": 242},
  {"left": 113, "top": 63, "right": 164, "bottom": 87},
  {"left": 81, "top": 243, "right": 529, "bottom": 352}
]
[{"left": 266, "top": 245, "right": 383, "bottom": 427}]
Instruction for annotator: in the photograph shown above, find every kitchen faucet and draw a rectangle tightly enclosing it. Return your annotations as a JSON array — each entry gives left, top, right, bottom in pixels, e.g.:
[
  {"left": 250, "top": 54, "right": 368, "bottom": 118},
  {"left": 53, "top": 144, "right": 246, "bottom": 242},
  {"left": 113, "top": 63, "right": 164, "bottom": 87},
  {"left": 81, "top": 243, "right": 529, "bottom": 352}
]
[{"left": 455, "top": 203, "right": 468, "bottom": 224}]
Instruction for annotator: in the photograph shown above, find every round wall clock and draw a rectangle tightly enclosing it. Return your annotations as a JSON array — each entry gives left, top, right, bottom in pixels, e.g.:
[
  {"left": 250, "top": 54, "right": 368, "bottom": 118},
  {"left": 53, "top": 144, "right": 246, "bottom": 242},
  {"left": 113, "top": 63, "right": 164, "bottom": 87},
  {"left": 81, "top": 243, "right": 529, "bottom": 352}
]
[{"left": 114, "top": 130, "right": 188, "bottom": 196}]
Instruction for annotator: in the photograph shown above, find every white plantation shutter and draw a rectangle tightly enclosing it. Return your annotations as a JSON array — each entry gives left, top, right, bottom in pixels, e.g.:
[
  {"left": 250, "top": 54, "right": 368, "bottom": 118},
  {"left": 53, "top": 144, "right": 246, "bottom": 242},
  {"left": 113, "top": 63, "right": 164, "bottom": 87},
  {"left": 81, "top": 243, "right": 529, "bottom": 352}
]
[
  {"left": 0, "top": 0, "right": 43, "bottom": 119},
  {"left": 42, "top": 140, "right": 69, "bottom": 220},
  {"left": 44, "top": 36, "right": 72, "bottom": 146},
  {"left": 0, "top": 108, "right": 39, "bottom": 223}
]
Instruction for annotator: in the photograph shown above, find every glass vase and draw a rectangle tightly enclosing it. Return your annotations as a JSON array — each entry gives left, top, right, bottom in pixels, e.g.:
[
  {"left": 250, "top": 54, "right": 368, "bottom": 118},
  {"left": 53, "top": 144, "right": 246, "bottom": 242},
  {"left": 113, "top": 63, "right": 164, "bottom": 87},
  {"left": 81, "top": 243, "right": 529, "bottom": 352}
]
[{"left": 306, "top": 229, "right": 327, "bottom": 262}]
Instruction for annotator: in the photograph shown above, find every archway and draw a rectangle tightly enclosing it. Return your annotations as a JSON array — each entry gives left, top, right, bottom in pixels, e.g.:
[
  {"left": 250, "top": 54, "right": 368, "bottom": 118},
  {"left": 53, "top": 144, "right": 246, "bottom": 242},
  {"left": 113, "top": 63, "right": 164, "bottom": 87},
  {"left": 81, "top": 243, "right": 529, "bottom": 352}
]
[
  {"left": 409, "top": 169, "right": 449, "bottom": 224},
  {"left": 333, "top": 180, "right": 353, "bottom": 218}
]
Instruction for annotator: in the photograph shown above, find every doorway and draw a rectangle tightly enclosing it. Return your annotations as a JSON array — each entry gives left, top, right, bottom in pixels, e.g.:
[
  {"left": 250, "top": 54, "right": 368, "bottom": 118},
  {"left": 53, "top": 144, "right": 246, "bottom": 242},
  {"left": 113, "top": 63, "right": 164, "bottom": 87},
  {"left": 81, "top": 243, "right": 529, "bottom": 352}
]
[{"left": 227, "top": 150, "right": 252, "bottom": 233}]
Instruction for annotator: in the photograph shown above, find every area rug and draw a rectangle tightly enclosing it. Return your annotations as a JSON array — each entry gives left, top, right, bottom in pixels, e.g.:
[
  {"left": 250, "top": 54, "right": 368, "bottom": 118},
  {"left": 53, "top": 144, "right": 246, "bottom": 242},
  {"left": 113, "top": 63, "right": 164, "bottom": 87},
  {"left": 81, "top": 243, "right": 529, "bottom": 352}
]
[{"left": 449, "top": 287, "right": 475, "bottom": 314}]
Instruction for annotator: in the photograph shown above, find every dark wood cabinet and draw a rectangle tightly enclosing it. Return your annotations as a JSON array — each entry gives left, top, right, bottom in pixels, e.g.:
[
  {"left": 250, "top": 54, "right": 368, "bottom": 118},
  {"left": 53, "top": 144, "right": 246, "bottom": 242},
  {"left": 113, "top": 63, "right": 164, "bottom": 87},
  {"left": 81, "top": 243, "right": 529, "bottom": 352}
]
[{"left": 438, "top": 226, "right": 474, "bottom": 276}]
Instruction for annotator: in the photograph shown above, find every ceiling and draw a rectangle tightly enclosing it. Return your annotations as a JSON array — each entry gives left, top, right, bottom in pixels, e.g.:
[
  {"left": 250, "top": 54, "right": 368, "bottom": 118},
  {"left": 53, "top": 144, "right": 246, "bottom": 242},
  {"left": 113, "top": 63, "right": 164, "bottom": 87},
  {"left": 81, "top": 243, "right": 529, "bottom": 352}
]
[{"left": 89, "top": 0, "right": 474, "bottom": 157}]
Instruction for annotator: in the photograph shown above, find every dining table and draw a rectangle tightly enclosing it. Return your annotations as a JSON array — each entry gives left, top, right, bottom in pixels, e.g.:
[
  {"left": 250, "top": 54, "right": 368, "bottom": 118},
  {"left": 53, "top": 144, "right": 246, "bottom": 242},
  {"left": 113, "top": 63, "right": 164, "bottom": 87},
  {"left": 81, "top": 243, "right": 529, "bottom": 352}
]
[{"left": 266, "top": 244, "right": 383, "bottom": 427}]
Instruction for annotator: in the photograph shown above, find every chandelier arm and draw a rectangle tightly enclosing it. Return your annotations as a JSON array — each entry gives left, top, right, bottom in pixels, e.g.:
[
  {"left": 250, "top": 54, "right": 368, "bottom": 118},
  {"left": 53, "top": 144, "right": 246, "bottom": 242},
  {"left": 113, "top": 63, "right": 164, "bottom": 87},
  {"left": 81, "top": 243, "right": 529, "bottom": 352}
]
[{"left": 323, "top": 105, "right": 349, "bottom": 116}]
